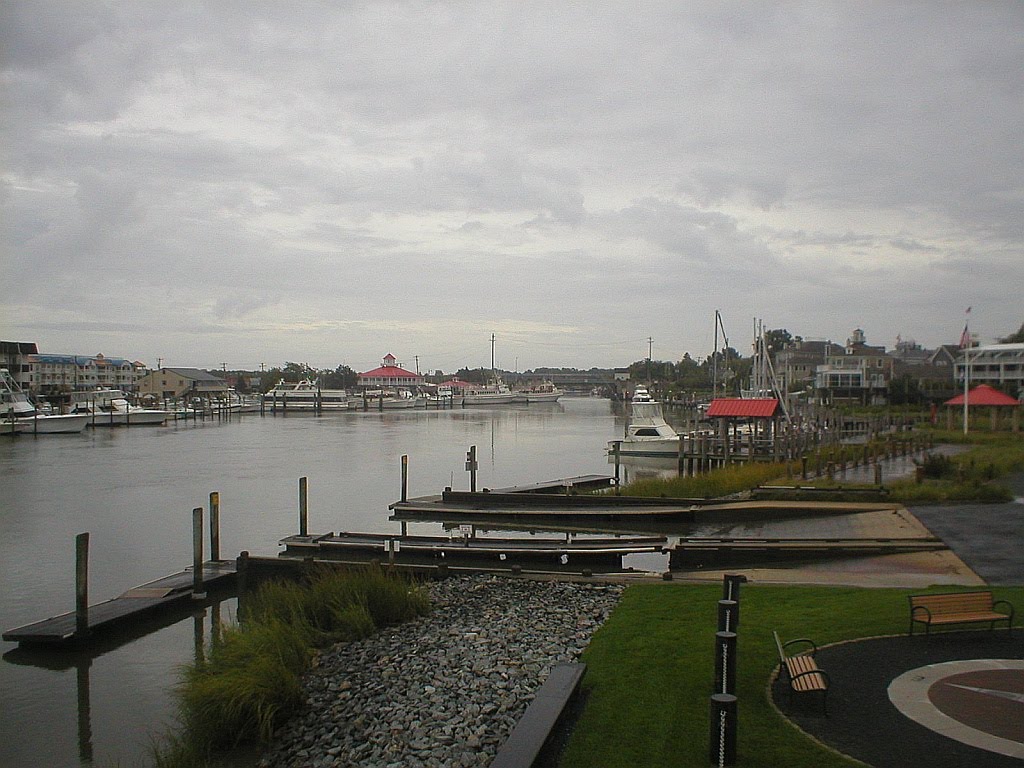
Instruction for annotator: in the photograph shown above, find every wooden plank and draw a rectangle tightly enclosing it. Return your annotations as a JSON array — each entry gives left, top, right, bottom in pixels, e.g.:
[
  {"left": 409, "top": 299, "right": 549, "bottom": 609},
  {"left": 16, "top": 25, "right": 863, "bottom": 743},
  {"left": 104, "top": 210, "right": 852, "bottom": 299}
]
[{"left": 490, "top": 663, "right": 586, "bottom": 768}]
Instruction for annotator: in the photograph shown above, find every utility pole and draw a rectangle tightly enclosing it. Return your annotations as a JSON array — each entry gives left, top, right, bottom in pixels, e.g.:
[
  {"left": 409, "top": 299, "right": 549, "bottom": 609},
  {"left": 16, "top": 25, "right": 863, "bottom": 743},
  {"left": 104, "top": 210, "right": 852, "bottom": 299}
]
[{"left": 647, "top": 337, "right": 653, "bottom": 385}]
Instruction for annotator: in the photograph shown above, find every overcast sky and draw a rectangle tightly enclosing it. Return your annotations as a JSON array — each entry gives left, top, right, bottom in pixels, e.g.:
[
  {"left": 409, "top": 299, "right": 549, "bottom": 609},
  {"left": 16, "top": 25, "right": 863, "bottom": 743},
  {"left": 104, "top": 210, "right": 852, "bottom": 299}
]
[{"left": 2, "top": 2, "right": 1021, "bottom": 373}]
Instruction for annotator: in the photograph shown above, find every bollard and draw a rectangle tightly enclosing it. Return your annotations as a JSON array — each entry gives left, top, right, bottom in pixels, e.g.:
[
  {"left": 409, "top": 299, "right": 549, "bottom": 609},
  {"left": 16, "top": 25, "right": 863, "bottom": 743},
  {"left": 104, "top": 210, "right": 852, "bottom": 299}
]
[
  {"left": 299, "top": 476, "right": 308, "bottom": 536},
  {"left": 613, "top": 441, "right": 621, "bottom": 492},
  {"left": 801, "top": 455, "right": 808, "bottom": 480},
  {"left": 709, "top": 693, "right": 737, "bottom": 766},
  {"left": 209, "top": 491, "right": 220, "bottom": 562},
  {"left": 192, "top": 507, "right": 205, "bottom": 598},
  {"left": 75, "top": 532, "right": 90, "bottom": 638},
  {"left": 717, "top": 599, "right": 739, "bottom": 633},
  {"left": 714, "top": 630, "right": 737, "bottom": 695},
  {"left": 466, "top": 446, "right": 478, "bottom": 492},
  {"left": 722, "top": 573, "right": 746, "bottom": 602}
]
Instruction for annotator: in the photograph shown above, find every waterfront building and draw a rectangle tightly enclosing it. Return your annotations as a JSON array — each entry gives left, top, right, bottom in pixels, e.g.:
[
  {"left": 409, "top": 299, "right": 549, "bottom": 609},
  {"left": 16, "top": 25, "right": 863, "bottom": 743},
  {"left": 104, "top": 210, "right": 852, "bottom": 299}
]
[
  {"left": 357, "top": 354, "right": 424, "bottom": 390},
  {"left": 955, "top": 343, "right": 1024, "bottom": 398},
  {"left": 136, "top": 368, "right": 229, "bottom": 400},
  {"left": 814, "top": 329, "right": 894, "bottom": 405},
  {"left": 0, "top": 341, "right": 38, "bottom": 389},
  {"left": 28, "top": 352, "right": 147, "bottom": 395},
  {"left": 774, "top": 339, "right": 843, "bottom": 400}
]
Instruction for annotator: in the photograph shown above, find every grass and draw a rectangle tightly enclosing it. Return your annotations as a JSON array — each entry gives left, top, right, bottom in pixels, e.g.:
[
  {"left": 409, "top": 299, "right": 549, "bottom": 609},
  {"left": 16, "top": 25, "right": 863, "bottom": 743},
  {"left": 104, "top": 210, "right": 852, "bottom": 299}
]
[
  {"left": 152, "top": 566, "right": 430, "bottom": 766},
  {"left": 613, "top": 428, "right": 1024, "bottom": 504},
  {"left": 559, "top": 582, "right": 1024, "bottom": 768}
]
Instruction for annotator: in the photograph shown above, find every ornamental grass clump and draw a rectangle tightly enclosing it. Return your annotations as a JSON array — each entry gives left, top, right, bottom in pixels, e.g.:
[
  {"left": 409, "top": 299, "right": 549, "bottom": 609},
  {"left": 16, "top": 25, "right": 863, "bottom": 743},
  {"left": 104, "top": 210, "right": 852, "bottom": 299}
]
[{"left": 164, "top": 566, "right": 430, "bottom": 763}]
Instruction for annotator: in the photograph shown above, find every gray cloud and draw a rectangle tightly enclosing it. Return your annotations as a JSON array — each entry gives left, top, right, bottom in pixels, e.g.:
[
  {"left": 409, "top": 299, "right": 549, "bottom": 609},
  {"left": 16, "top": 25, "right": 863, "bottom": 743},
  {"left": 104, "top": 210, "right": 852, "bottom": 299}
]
[{"left": 1, "top": 1, "right": 1021, "bottom": 369}]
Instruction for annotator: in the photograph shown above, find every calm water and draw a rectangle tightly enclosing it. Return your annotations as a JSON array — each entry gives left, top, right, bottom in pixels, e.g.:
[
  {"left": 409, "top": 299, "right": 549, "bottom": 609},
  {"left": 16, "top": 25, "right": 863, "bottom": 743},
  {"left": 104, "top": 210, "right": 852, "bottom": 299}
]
[{"left": 0, "top": 398, "right": 643, "bottom": 767}]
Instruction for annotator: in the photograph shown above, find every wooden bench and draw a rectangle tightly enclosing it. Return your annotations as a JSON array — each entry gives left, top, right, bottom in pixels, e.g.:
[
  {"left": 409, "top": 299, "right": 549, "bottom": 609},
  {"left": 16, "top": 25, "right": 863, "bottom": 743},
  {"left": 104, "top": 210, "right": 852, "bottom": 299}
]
[
  {"left": 773, "top": 631, "right": 830, "bottom": 715},
  {"left": 490, "top": 663, "right": 586, "bottom": 768},
  {"left": 908, "top": 591, "right": 1014, "bottom": 637}
]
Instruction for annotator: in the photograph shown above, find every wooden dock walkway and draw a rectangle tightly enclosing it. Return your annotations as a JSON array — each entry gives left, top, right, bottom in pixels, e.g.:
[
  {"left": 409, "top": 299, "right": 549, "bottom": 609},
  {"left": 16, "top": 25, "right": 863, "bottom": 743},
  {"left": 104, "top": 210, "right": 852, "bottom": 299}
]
[
  {"left": 278, "top": 531, "right": 666, "bottom": 572},
  {"left": 2, "top": 560, "right": 237, "bottom": 647}
]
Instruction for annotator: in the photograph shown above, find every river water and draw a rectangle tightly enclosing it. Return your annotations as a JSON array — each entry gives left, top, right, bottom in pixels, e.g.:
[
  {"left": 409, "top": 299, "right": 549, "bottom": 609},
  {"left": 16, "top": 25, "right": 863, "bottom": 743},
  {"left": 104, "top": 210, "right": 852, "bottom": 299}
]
[{"left": 0, "top": 397, "right": 661, "bottom": 767}]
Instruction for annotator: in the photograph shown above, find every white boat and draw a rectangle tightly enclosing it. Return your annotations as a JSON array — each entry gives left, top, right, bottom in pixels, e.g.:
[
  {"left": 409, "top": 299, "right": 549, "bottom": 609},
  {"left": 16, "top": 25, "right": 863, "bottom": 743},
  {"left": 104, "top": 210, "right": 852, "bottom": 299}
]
[
  {"left": 263, "top": 379, "right": 352, "bottom": 410},
  {"left": 351, "top": 389, "right": 424, "bottom": 409},
  {"left": 513, "top": 382, "right": 564, "bottom": 403},
  {"left": 607, "top": 386, "right": 681, "bottom": 457},
  {"left": 0, "top": 369, "right": 90, "bottom": 434},
  {"left": 424, "top": 385, "right": 456, "bottom": 407},
  {"left": 462, "top": 379, "right": 517, "bottom": 405},
  {"left": 70, "top": 389, "right": 168, "bottom": 426}
]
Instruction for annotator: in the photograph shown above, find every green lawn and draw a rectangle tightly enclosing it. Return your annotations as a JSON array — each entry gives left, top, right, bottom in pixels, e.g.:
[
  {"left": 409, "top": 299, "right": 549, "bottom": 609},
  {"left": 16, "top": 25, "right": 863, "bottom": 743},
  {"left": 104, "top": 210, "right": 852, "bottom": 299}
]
[{"left": 559, "top": 582, "right": 1024, "bottom": 768}]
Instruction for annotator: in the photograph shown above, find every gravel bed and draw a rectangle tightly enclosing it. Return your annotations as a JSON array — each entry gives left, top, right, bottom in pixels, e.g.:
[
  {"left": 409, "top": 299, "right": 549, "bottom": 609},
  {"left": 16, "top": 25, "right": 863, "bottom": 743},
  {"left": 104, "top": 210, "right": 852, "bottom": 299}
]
[{"left": 257, "top": 574, "right": 624, "bottom": 768}]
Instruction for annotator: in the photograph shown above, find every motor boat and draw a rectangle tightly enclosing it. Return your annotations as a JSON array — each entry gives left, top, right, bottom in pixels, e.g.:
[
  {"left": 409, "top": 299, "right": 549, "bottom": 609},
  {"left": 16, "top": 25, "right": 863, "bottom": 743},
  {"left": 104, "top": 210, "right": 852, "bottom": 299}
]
[
  {"left": 70, "top": 389, "right": 168, "bottom": 426},
  {"left": 0, "top": 368, "right": 90, "bottom": 434},
  {"left": 607, "top": 386, "right": 681, "bottom": 457}
]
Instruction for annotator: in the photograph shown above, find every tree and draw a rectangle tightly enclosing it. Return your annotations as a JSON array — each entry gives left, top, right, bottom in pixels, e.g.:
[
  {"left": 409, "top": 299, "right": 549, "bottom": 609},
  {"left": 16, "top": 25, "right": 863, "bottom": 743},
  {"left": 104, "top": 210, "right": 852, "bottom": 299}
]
[
  {"left": 763, "top": 328, "right": 793, "bottom": 357},
  {"left": 999, "top": 322, "right": 1024, "bottom": 344}
]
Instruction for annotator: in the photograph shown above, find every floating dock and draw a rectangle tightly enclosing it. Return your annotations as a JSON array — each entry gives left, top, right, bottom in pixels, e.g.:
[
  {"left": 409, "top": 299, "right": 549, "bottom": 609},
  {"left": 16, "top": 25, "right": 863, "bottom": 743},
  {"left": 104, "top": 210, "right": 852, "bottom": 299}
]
[
  {"left": 2, "top": 560, "right": 237, "bottom": 647},
  {"left": 278, "top": 531, "right": 667, "bottom": 572}
]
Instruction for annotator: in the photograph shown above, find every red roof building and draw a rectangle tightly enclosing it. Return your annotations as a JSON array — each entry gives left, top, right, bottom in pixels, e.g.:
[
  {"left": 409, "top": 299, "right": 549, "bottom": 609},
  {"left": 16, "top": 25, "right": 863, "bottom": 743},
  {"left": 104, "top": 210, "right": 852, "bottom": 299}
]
[
  {"left": 943, "top": 384, "right": 1020, "bottom": 407},
  {"left": 357, "top": 354, "right": 424, "bottom": 388},
  {"left": 705, "top": 398, "right": 780, "bottom": 419}
]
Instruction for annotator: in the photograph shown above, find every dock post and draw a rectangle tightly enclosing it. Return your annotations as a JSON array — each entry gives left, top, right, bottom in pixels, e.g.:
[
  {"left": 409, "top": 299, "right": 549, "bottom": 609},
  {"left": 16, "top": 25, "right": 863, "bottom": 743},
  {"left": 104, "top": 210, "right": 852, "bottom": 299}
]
[
  {"left": 401, "top": 455, "right": 409, "bottom": 502},
  {"left": 612, "top": 441, "right": 621, "bottom": 492},
  {"left": 209, "top": 491, "right": 220, "bottom": 562},
  {"left": 75, "top": 532, "right": 90, "bottom": 638},
  {"left": 299, "top": 476, "right": 308, "bottom": 536},
  {"left": 466, "top": 446, "right": 478, "bottom": 492},
  {"left": 192, "top": 507, "right": 205, "bottom": 598}
]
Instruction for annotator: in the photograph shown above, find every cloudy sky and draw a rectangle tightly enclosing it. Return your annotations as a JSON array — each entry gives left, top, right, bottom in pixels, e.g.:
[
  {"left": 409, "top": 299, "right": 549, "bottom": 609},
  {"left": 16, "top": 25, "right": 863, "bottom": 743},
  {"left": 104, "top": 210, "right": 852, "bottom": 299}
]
[{"left": 2, "top": 2, "right": 1021, "bottom": 373}]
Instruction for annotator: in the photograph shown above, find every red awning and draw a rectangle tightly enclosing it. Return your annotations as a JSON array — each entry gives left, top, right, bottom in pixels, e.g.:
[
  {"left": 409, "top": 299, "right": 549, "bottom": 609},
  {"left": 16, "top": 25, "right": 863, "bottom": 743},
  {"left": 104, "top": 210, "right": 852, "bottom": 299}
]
[
  {"left": 706, "top": 398, "right": 779, "bottom": 418},
  {"left": 944, "top": 384, "right": 1020, "bottom": 407}
]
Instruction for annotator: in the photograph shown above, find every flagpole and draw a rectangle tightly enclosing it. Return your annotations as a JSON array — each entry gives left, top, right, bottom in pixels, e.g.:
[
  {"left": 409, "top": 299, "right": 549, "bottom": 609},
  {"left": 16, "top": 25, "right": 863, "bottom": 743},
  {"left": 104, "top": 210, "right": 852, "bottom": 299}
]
[
  {"left": 961, "top": 311, "right": 971, "bottom": 435},
  {"left": 962, "top": 343, "right": 970, "bottom": 435}
]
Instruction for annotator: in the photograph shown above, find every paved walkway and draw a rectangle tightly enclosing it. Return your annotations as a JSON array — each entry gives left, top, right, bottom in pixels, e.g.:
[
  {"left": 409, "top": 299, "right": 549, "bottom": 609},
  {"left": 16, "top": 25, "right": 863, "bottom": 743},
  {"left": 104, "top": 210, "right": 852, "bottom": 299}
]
[{"left": 772, "top": 631, "right": 1024, "bottom": 767}]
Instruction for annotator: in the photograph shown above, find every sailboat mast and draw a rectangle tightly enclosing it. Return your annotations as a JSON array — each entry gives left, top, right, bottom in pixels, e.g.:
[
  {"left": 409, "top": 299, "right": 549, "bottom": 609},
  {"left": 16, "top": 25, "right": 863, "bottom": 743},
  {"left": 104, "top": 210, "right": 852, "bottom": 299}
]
[{"left": 490, "top": 333, "right": 496, "bottom": 378}]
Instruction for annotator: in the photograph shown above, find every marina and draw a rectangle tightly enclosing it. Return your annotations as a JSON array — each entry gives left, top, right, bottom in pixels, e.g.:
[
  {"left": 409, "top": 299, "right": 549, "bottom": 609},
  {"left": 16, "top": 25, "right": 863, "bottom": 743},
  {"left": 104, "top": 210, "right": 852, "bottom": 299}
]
[{"left": 0, "top": 395, "right": 1010, "bottom": 766}]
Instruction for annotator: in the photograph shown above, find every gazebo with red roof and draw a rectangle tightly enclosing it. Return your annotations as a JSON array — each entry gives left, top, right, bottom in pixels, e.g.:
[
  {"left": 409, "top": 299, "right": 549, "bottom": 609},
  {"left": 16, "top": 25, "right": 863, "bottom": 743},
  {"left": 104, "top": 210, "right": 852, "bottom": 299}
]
[
  {"left": 357, "top": 354, "right": 424, "bottom": 389},
  {"left": 705, "top": 397, "right": 782, "bottom": 447},
  {"left": 943, "top": 384, "right": 1020, "bottom": 432}
]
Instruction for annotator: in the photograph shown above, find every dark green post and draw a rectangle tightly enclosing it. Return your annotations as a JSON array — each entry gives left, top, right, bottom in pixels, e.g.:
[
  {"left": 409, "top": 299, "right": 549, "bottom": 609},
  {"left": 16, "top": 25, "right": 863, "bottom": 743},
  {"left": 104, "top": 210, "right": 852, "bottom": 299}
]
[{"left": 299, "top": 476, "right": 308, "bottom": 536}]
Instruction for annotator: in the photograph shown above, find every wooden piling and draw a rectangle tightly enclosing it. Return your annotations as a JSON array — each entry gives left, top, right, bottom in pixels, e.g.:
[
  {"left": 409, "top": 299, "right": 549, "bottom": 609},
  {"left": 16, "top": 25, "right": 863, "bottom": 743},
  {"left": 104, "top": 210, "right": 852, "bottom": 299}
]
[
  {"left": 209, "top": 491, "right": 220, "bottom": 562},
  {"left": 75, "top": 532, "right": 89, "bottom": 638},
  {"left": 401, "top": 455, "right": 409, "bottom": 502},
  {"left": 192, "top": 507, "right": 205, "bottom": 598}
]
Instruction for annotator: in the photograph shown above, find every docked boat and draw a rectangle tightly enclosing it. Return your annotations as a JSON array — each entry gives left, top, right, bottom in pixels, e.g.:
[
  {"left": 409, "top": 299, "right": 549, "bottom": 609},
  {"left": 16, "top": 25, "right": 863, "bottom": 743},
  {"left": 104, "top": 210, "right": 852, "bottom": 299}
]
[
  {"left": 1, "top": 369, "right": 90, "bottom": 434},
  {"left": 513, "top": 381, "right": 564, "bottom": 403},
  {"left": 350, "top": 389, "right": 424, "bottom": 409},
  {"left": 607, "top": 386, "right": 681, "bottom": 457},
  {"left": 424, "top": 385, "right": 456, "bottom": 407},
  {"left": 262, "top": 379, "right": 352, "bottom": 411},
  {"left": 70, "top": 389, "right": 168, "bottom": 426},
  {"left": 462, "top": 379, "right": 517, "bottom": 405}
]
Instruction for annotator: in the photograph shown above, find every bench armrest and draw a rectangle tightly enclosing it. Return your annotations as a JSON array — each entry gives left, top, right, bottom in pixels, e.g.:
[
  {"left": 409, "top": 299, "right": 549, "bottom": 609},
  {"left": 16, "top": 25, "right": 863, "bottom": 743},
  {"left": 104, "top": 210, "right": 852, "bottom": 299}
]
[
  {"left": 782, "top": 637, "right": 817, "bottom": 655},
  {"left": 910, "top": 605, "right": 932, "bottom": 622},
  {"left": 992, "top": 599, "right": 1015, "bottom": 619}
]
